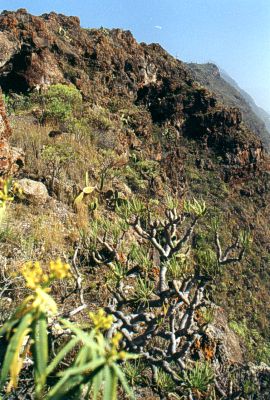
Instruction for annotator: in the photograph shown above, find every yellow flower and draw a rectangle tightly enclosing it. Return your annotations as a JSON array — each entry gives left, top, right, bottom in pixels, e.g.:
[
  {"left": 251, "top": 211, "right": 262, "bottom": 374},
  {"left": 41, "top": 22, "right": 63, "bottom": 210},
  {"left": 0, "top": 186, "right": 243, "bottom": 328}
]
[
  {"left": 0, "top": 179, "right": 14, "bottom": 205},
  {"left": 107, "top": 332, "right": 126, "bottom": 361},
  {"left": 89, "top": 309, "right": 114, "bottom": 331},
  {"left": 118, "top": 351, "right": 127, "bottom": 360},
  {"left": 21, "top": 259, "right": 70, "bottom": 290},
  {"left": 111, "top": 332, "right": 123, "bottom": 348},
  {"left": 21, "top": 261, "right": 48, "bottom": 290},
  {"left": 49, "top": 258, "right": 71, "bottom": 280}
]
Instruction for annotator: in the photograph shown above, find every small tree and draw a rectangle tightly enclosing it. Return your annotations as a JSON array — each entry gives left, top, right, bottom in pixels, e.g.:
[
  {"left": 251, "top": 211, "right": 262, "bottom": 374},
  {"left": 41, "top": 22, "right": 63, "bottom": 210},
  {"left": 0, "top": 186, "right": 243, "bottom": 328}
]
[
  {"left": 0, "top": 260, "right": 135, "bottom": 399},
  {"left": 90, "top": 197, "right": 249, "bottom": 397},
  {"left": 41, "top": 143, "right": 75, "bottom": 195}
]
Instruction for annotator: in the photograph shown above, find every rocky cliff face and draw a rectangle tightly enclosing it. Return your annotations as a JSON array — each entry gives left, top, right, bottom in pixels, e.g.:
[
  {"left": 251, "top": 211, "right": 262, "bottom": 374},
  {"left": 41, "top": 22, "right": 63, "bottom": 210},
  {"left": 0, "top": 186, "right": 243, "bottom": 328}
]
[
  {"left": 0, "top": 9, "right": 264, "bottom": 174},
  {"left": 186, "top": 62, "right": 270, "bottom": 150}
]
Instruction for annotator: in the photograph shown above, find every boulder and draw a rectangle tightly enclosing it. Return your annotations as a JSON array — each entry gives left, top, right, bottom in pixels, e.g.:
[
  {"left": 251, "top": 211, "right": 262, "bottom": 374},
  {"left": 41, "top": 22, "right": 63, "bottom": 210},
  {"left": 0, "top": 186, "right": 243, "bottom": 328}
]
[{"left": 18, "top": 178, "right": 49, "bottom": 205}]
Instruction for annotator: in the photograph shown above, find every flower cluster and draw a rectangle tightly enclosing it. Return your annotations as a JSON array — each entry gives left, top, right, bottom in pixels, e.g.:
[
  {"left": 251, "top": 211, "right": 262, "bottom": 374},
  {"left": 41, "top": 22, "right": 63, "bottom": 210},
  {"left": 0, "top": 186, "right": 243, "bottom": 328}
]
[
  {"left": 21, "top": 261, "right": 49, "bottom": 290},
  {"left": 89, "top": 310, "right": 128, "bottom": 361},
  {"left": 111, "top": 331, "right": 122, "bottom": 348},
  {"left": 21, "top": 258, "right": 71, "bottom": 290},
  {"left": 49, "top": 259, "right": 71, "bottom": 280},
  {"left": 89, "top": 309, "right": 114, "bottom": 331},
  {"left": 0, "top": 179, "right": 23, "bottom": 225},
  {"left": 0, "top": 179, "right": 23, "bottom": 207},
  {"left": 109, "top": 332, "right": 127, "bottom": 360}
]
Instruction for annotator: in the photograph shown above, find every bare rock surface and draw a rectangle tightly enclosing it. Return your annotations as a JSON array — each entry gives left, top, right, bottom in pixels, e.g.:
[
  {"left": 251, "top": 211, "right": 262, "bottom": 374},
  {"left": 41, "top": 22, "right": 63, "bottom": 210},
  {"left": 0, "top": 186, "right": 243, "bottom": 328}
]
[
  {"left": 206, "top": 307, "right": 243, "bottom": 364},
  {"left": 18, "top": 178, "right": 49, "bottom": 205}
]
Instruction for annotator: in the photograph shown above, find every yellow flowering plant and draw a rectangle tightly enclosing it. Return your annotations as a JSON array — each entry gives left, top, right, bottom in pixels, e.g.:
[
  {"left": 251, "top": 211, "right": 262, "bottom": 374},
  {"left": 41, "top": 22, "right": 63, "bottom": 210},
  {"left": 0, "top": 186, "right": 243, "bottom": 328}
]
[
  {"left": 89, "top": 308, "right": 114, "bottom": 331},
  {"left": 0, "top": 258, "right": 71, "bottom": 397},
  {"left": 0, "top": 181, "right": 134, "bottom": 399},
  {"left": 88, "top": 309, "right": 129, "bottom": 362},
  {"left": 46, "top": 314, "right": 136, "bottom": 400},
  {"left": 0, "top": 260, "right": 135, "bottom": 399}
]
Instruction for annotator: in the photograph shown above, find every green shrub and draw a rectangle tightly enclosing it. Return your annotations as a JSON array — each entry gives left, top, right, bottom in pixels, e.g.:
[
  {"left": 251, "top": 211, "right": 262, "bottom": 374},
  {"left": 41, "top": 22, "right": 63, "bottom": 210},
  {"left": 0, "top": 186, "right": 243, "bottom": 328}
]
[
  {"left": 123, "top": 360, "right": 148, "bottom": 387},
  {"left": 41, "top": 84, "right": 83, "bottom": 124},
  {"left": 155, "top": 368, "right": 176, "bottom": 393},
  {"left": 167, "top": 253, "right": 189, "bottom": 280},
  {"left": 133, "top": 277, "right": 155, "bottom": 307}
]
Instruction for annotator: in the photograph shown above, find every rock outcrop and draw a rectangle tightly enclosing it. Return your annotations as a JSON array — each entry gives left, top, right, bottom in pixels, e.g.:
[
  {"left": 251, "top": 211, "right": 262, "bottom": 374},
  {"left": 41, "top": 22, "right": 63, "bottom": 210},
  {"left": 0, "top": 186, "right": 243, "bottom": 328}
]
[{"left": 206, "top": 308, "right": 243, "bottom": 365}]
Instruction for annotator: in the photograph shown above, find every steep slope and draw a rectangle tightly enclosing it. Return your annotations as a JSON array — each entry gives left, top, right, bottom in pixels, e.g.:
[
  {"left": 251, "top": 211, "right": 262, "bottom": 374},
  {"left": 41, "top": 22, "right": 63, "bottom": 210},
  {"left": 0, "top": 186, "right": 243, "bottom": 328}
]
[
  {"left": 220, "top": 68, "right": 270, "bottom": 138},
  {"left": 186, "top": 62, "right": 270, "bottom": 150},
  {"left": 0, "top": 9, "right": 270, "bottom": 398}
]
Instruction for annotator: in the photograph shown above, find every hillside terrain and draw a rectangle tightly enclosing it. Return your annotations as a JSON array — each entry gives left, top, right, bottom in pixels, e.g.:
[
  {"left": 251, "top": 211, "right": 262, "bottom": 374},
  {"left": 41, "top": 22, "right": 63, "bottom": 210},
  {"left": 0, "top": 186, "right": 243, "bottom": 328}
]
[
  {"left": 186, "top": 62, "right": 270, "bottom": 150},
  {"left": 0, "top": 8, "right": 270, "bottom": 399},
  {"left": 220, "top": 68, "right": 270, "bottom": 136}
]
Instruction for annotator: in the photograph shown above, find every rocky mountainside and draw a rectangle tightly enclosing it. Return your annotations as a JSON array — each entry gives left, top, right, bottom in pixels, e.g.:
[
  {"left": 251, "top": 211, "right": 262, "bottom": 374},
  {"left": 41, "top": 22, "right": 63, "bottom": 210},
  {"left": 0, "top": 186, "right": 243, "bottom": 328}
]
[
  {"left": 0, "top": 9, "right": 264, "bottom": 170},
  {"left": 0, "top": 9, "right": 270, "bottom": 399},
  {"left": 186, "top": 62, "right": 270, "bottom": 150}
]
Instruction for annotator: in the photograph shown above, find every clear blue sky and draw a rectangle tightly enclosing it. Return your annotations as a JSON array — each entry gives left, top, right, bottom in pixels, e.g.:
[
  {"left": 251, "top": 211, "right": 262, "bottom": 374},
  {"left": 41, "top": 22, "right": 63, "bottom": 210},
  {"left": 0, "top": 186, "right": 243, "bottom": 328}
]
[{"left": 1, "top": 0, "right": 270, "bottom": 112}]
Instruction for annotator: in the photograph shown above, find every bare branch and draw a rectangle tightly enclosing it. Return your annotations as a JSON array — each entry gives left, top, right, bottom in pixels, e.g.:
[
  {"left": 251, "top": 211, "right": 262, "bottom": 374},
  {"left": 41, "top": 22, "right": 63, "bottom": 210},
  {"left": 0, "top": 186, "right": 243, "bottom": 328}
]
[{"left": 72, "top": 246, "right": 85, "bottom": 307}]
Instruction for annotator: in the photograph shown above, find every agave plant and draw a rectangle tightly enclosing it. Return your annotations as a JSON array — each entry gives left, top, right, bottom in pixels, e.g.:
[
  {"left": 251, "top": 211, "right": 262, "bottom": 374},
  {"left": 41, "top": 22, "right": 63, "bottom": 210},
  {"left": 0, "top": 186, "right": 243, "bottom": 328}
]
[{"left": 74, "top": 171, "right": 97, "bottom": 207}]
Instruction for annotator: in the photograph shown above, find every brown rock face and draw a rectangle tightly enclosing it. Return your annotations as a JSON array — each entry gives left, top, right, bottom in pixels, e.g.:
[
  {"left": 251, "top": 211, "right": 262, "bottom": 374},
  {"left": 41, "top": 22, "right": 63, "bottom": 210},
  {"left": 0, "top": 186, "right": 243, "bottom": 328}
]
[
  {"left": 0, "top": 9, "right": 264, "bottom": 173},
  {"left": 0, "top": 90, "right": 24, "bottom": 176}
]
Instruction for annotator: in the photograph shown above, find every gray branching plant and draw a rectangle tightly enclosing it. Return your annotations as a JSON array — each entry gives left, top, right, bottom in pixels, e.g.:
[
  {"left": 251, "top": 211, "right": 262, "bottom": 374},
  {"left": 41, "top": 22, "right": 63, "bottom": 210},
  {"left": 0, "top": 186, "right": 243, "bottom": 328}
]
[{"left": 91, "top": 198, "right": 249, "bottom": 396}]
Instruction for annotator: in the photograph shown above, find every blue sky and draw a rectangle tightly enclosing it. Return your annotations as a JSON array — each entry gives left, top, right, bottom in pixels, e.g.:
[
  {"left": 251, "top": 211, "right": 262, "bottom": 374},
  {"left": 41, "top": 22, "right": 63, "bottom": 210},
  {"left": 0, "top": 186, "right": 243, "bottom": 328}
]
[{"left": 1, "top": 0, "right": 270, "bottom": 112}]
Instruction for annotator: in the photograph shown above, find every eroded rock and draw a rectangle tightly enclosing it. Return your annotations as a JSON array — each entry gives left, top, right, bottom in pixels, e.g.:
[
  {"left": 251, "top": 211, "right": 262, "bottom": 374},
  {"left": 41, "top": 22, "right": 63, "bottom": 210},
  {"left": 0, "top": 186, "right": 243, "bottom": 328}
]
[{"left": 0, "top": 9, "right": 265, "bottom": 176}]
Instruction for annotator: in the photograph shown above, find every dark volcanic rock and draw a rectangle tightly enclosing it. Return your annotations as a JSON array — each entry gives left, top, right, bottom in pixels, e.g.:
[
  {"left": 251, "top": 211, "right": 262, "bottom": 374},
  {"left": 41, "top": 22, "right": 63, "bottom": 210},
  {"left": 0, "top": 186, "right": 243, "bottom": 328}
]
[{"left": 0, "top": 9, "right": 265, "bottom": 173}]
